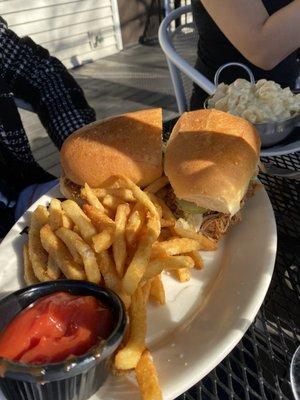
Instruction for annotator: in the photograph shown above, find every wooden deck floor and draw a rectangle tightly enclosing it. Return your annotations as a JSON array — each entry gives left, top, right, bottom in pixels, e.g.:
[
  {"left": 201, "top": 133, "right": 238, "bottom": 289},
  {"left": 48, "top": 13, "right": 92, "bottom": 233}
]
[{"left": 19, "top": 44, "right": 177, "bottom": 178}]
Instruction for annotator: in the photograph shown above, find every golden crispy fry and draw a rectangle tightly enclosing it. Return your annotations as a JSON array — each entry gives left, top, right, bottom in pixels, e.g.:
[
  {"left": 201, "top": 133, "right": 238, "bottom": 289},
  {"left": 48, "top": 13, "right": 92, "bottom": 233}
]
[
  {"left": 40, "top": 225, "right": 86, "bottom": 280},
  {"left": 49, "top": 199, "right": 64, "bottom": 231},
  {"left": 92, "top": 230, "right": 115, "bottom": 253},
  {"left": 28, "top": 205, "right": 51, "bottom": 282},
  {"left": 142, "top": 280, "right": 152, "bottom": 304},
  {"left": 62, "top": 214, "right": 74, "bottom": 229},
  {"left": 172, "top": 223, "right": 217, "bottom": 251},
  {"left": 97, "top": 251, "right": 131, "bottom": 309},
  {"left": 23, "top": 244, "right": 39, "bottom": 285},
  {"left": 62, "top": 200, "right": 97, "bottom": 241},
  {"left": 161, "top": 219, "right": 175, "bottom": 228},
  {"left": 83, "top": 204, "right": 115, "bottom": 231},
  {"left": 93, "top": 187, "right": 135, "bottom": 202},
  {"left": 126, "top": 202, "right": 146, "bottom": 246},
  {"left": 144, "top": 176, "right": 169, "bottom": 194},
  {"left": 56, "top": 227, "right": 100, "bottom": 284},
  {"left": 153, "top": 195, "right": 176, "bottom": 223},
  {"left": 102, "top": 194, "right": 123, "bottom": 211},
  {"left": 81, "top": 183, "right": 106, "bottom": 212},
  {"left": 82, "top": 204, "right": 116, "bottom": 253},
  {"left": 115, "top": 286, "right": 146, "bottom": 369},
  {"left": 150, "top": 275, "right": 165, "bottom": 305},
  {"left": 146, "top": 193, "right": 162, "bottom": 219},
  {"left": 136, "top": 350, "right": 163, "bottom": 400},
  {"left": 143, "top": 255, "right": 194, "bottom": 281},
  {"left": 174, "top": 268, "right": 191, "bottom": 282},
  {"left": 122, "top": 212, "right": 160, "bottom": 295},
  {"left": 46, "top": 256, "right": 61, "bottom": 280},
  {"left": 53, "top": 225, "right": 83, "bottom": 265},
  {"left": 114, "top": 175, "right": 159, "bottom": 218},
  {"left": 98, "top": 176, "right": 126, "bottom": 189},
  {"left": 113, "top": 203, "right": 130, "bottom": 277},
  {"left": 188, "top": 250, "right": 204, "bottom": 269},
  {"left": 152, "top": 238, "right": 201, "bottom": 257}
]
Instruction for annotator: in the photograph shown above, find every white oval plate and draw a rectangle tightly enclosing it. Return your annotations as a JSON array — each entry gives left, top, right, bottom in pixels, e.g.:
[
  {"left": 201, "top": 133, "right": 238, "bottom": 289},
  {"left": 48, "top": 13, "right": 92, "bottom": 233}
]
[{"left": 0, "top": 184, "right": 277, "bottom": 400}]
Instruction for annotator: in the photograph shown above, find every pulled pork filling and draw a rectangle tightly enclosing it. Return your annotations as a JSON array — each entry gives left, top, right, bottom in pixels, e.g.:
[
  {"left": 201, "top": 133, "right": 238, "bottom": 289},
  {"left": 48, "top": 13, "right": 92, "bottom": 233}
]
[
  {"left": 160, "top": 180, "right": 258, "bottom": 241},
  {"left": 62, "top": 177, "right": 82, "bottom": 199}
]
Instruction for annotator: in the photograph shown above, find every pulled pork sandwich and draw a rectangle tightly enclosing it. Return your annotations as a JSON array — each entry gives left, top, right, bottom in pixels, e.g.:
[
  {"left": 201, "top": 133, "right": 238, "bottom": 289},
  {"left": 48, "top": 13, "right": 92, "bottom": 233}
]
[
  {"left": 60, "top": 108, "right": 163, "bottom": 198},
  {"left": 163, "top": 109, "right": 261, "bottom": 241}
]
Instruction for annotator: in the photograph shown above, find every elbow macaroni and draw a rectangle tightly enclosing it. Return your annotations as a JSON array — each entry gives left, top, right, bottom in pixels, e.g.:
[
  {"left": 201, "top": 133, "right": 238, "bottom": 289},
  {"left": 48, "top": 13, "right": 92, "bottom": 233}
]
[{"left": 207, "top": 79, "right": 300, "bottom": 124}]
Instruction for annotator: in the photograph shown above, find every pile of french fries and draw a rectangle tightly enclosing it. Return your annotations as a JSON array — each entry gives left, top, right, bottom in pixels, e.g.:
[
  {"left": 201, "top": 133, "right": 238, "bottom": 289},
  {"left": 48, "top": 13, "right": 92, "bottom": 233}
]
[{"left": 23, "top": 175, "right": 217, "bottom": 399}]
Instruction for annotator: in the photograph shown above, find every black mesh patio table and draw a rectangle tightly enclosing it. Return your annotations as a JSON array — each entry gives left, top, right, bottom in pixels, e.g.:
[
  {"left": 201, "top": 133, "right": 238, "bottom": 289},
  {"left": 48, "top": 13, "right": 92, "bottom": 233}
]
[{"left": 163, "top": 120, "right": 300, "bottom": 400}]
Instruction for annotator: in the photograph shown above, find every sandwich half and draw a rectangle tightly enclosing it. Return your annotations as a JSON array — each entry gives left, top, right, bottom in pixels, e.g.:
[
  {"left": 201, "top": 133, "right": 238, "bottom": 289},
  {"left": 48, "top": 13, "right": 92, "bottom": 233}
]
[
  {"left": 60, "top": 108, "right": 163, "bottom": 198},
  {"left": 163, "top": 109, "right": 261, "bottom": 241}
]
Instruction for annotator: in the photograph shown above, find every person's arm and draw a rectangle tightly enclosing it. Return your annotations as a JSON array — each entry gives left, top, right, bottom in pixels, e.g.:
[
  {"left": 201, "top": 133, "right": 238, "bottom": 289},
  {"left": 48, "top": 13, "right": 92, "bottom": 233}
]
[{"left": 201, "top": 0, "right": 300, "bottom": 70}]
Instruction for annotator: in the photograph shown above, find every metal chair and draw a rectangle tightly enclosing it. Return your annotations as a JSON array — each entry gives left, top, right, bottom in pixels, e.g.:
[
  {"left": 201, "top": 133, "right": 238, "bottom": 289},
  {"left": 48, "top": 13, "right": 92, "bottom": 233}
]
[{"left": 158, "top": 4, "right": 215, "bottom": 113}]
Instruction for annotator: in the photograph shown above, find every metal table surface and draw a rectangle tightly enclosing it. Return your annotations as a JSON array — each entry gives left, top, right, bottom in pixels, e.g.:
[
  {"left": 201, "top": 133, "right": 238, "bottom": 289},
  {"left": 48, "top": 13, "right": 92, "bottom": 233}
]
[{"left": 163, "top": 120, "right": 300, "bottom": 400}]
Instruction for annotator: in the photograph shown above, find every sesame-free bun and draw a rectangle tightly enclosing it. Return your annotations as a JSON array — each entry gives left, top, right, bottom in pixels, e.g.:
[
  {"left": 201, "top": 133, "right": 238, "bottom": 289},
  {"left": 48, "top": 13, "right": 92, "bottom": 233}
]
[
  {"left": 60, "top": 108, "right": 163, "bottom": 188},
  {"left": 164, "top": 109, "right": 260, "bottom": 215}
]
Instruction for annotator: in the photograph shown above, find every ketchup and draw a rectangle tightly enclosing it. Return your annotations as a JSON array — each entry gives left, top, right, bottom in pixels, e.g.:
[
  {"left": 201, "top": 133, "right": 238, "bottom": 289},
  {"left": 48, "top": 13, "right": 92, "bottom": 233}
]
[{"left": 0, "top": 292, "right": 112, "bottom": 364}]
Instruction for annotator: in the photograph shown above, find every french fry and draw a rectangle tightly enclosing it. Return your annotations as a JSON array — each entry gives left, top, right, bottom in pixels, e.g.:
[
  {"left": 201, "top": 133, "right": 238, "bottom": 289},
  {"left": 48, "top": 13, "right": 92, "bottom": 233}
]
[
  {"left": 172, "top": 223, "right": 217, "bottom": 251},
  {"left": 102, "top": 194, "right": 123, "bottom": 211},
  {"left": 92, "top": 230, "right": 115, "bottom": 253},
  {"left": 174, "top": 268, "right": 191, "bottom": 282},
  {"left": 28, "top": 206, "right": 51, "bottom": 282},
  {"left": 83, "top": 204, "right": 115, "bottom": 231},
  {"left": 126, "top": 202, "right": 146, "bottom": 246},
  {"left": 62, "top": 214, "right": 74, "bottom": 229},
  {"left": 136, "top": 350, "right": 163, "bottom": 400},
  {"left": 113, "top": 203, "right": 130, "bottom": 277},
  {"left": 62, "top": 200, "right": 97, "bottom": 241},
  {"left": 97, "top": 251, "right": 131, "bottom": 309},
  {"left": 153, "top": 195, "right": 176, "bottom": 223},
  {"left": 93, "top": 187, "right": 135, "bottom": 202},
  {"left": 150, "top": 275, "right": 165, "bottom": 305},
  {"left": 98, "top": 176, "right": 126, "bottom": 190},
  {"left": 114, "top": 175, "right": 159, "bottom": 218},
  {"left": 146, "top": 193, "right": 162, "bottom": 219},
  {"left": 46, "top": 256, "right": 61, "bottom": 280},
  {"left": 142, "top": 280, "right": 153, "bottom": 304},
  {"left": 23, "top": 244, "right": 39, "bottom": 285},
  {"left": 81, "top": 183, "right": 106, "bottom": 212},
  {"left": 56, "top": 227, "right": 100, "bottom": 284},
  {"left": 144, "top": 175, "right": 169, "bottom": 194},
  {"left": 152, "top": 238, "right": 201, "bottom": 257},
  {"left": 49, "top": 199, "right": 64, "bottom": 231},
  {"left": 143, "top": 255, "right": 194, "bottom": 281},
  {"left": 161, "top": 218, "right": 175, "bottom": 228},
  {"left": 53, "top": 226, "right": 83, "bottom": 266},
  {"left": 40, "top": 224, "right": 86, "bottom": 280},
  {"left": 115, "top": 286, "right": 146, "bottom": 369},
  {"left": 122, "top": 212, "right": 160, "bottom": 295},
  {"left": 188, "top": 250, "right": 204, "bottom": 269}
]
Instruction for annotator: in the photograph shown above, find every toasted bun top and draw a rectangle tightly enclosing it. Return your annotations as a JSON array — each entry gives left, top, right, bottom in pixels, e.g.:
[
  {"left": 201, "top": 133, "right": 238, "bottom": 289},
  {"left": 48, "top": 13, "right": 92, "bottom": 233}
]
[
  {"left": 60, "top": 108, "right": 163, "bottom": 187},
  {"left": 164, "top": 109, "right": 260, "bottom": 215}
]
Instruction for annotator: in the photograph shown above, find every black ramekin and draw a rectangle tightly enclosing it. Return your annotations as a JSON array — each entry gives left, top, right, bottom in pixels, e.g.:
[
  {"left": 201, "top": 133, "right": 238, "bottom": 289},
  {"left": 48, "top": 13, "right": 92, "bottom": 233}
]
[{"left": 0, "top": 280, "right": 126, "bottom": 400}]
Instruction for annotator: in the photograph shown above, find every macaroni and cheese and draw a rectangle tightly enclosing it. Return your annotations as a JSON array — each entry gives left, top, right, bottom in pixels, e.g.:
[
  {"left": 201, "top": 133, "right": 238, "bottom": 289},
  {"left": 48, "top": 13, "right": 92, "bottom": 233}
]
[{"left": 207, "top": 79, "right": 300, "bottom": 124}]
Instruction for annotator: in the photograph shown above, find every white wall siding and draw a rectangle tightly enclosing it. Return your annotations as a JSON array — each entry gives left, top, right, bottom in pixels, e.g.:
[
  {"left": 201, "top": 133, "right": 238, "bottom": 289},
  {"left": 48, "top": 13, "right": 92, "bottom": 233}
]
[{"left": 0, "top": 0, "right": 122, "bottom": 68}]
